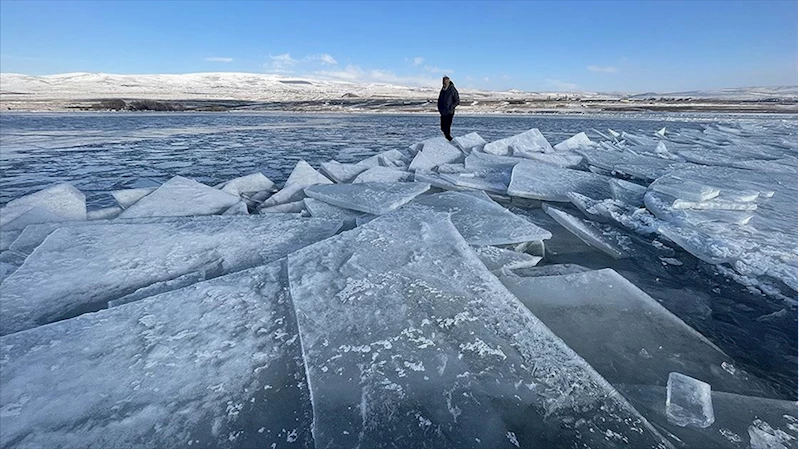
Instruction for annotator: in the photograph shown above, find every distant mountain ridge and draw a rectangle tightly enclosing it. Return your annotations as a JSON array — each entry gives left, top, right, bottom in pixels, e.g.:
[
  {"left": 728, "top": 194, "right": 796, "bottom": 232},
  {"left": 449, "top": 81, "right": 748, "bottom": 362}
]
[{"left": 1, "top": 72, "right": 796, "bottom": 102}]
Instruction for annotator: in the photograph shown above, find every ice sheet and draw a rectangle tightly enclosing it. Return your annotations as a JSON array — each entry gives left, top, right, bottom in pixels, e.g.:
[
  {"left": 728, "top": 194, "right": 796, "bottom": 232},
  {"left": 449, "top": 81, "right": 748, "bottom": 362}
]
[
  {"left": 543, "top": 204, "right": 632, "bottom": 259},
  {"left": 320, "top": 160, "right": 370, "bottom": 183},
  {"left": 576, "top": 147, "right": 690, "bottom": 181},
  {"left": 413, "top": 191, "right": 552, "bottom": 245},
  {"left": 259, "top": 160, "right": 332, "bottom": 208},
  {"left": 118, "top": 176, "right": 241, "bottom": 218},
  {"left": 304, "top": 197, "right": 368, "bottom": 229},
  {"left": 87, "top": 206, "right": 123, "bottom": 220},
  {"left": 111, "top": 187, "right": 158, "bottom": 208},
  {"left": 0, "top": 215, "right": 342, "bottom": 336},
  {"left": 518, "top": 151, "right": 584, "bottom": 168},
  {"left": 609, "top": 178, "right": 647, "bottom": 206},
  {"left": 452, "top": 132, "right": 487, "bottom": 153},
  {"left": 352, "top": 166, "right": 413, "bottom": 183},
  {"left": 217, "top": 172, "right": 275, "bottom": 196},
  {"left": 438, "top": 168, "right": 511, "bottom": 194},
  {"left": 286, "top": 206, "right": 670, "bottom": 448},
  {"left": 667, "top": 372, "right": 715, "bottom": 428},
  {"left": 0, "top": 261, "right": 314, "bottom": 449},
  {"left": 498, "top": 269, "right": 777, "bottom": 398},
  {"left": 553, "top": 132, "right": 595, "bottom": 151},
  {"left": 470, "top": 245, "right": 542, "bottom": 273},
  {"left": 508, "top": 160, "right": 612, "bottom": 202},
  {"left": 483, "top": 128, "right": 554, "bottom": 156},
  {"left": 465, "top": 150, "right": 526, "bottom": 170},
  {"left": 304, "top": 182, "right": 430, "bottom": 215},
  {"left": 0, "top": 183, "right": 86, "bottom": 230}
]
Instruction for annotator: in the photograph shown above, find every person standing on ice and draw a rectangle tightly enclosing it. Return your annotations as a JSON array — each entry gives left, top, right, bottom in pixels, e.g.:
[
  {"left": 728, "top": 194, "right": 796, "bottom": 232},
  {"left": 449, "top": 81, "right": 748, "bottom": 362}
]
[{"left": 437, "top": 75, "right": 460, "bottom": 141}]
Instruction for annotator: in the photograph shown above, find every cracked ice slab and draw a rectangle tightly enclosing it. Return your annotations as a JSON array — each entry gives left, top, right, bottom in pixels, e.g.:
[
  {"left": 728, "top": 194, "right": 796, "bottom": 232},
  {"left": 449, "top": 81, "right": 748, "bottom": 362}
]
[
  {"left": 304, "top": 182, "right": 430, "bottom": 215},
  {"left": 118, "top": 176, "right": 241, "bottom": 218},
  {"left": 352, "top": 166, "right": 413, "bottom": 183},
  {"left": 483, "top": 128, "right": 554, "bottom": 156},
  {"left": 320, "top": 160, "right": 370, "bottom": 183},
  {"left": 286, "top": 206, "right": 670, "bottom": 449},
  {"left": 452, "top": 132, "right": 487, "bottom": 153},
  {"left": 217, "top": 172, "right": 275, "bottom": 196},
  {"left": 408, "top": 138, "right": 463, "bottom": 172},
  {"left": 470, "top": 245, "right": 542, "bottom": 274},
  {"left": 575, "top": 147, "right": 690, "bottom": 181},
  {"left": 0, "top": 215, "right": 342, "bottom": 336},
  {"left": 508, "top": 160, "right": 612, "bottom": 202},
  {"left": 498, "top": 268, "right": 775, "bottom": 397},
  {"left": 413, "top": 191, "right": 552, "bottom": 245},
  {"left": 0, "top": 261, "right": 314, "bottom": 449},
  {"left": 0, "top": 183, "right": 86, "bottom": 231}
]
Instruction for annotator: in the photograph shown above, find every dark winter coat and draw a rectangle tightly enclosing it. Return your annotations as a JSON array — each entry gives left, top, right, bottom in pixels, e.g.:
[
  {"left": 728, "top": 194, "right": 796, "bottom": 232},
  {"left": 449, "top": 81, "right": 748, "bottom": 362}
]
[{"left": 437, "top": 83, "right": 460, "bottom": 115}]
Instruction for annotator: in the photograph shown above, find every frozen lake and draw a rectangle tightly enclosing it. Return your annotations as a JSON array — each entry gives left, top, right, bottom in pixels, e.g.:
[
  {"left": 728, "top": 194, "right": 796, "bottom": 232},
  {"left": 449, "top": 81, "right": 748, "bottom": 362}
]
[{"left": 0, "top": 111, "right": 796, "bottom": 447}]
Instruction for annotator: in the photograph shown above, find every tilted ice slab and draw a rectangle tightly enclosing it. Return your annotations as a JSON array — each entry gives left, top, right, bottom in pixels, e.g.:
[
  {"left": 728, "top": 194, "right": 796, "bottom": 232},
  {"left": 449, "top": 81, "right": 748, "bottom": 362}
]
[
  {"left": 650, "top": 179, "right": 720, "bottom": 202},
  {"left": 483, "top": 128, "right": 554, "bottom": 156},
  {"left": 452, "top": 132, "right": 487, "bottom": 153},
  {"left": 286, "top": 207, "right": 669, "bottom": 449},
  {"left": 118, "top": 176, "right": 240, "bottom": 218},
  {"left": 576, "top": 147, "right": 690, "bottom": 181},
  {"left": 439, "top": 168, "right": 511, "bottom": 194},
  {"left": 87, "top": 206, "right": 123, "bottom": 220},
  {"left": 616, "top": 384, "right": 797, "bottom": 449},
  {"left": 0, "top": 261, "right": 314, "bottom": 449},
  {"left": 413, "top": 171, "right": 465, "bottom": 191},
  {"left": 304, "top": 182, "right": 430, "bottom": 215},
  {"left": 644, "top": 165, "right": 798, "bottom": 292},
  {"left": 259, "top": 160, "right": 332, "bottom": 208},
  {"left": 0, "top": 183, "right": 86, "bottom": 231},
  {"left": 352, "top": 166, "right": 413, "bottom": 183},
  {"left": 519, "top": 151, "right": 584, "bottom": 168},
  {"left": 470, "top": 245, "right": 542, "bottom": 274},
  {"left": 304, "top": 197, "right": 369, "bottom": 229},
  {"left": 111, "top": 187, "right": 158, "bottom": 209},
  {"left": 408, "top": 138, "right": 463, "bottom": 172},
  {"left": 414, "top": 191, "right": 552, "bottom": 245},
  {"left": 465, "top": 150, "right": 526, "bottom": 170},
  {"left": 666, "top": 372, "right": 715, "bottom": 428},
  {"left": 217, "top": 171, "right": 275, "bottom": 196},
  {"left": 508, "top": 160, "right": 612, "bottom": 202},
  {"left": 610, "top": 178, "right": 648, "bottom": 206},
  {"left": 320, "top": 160, "right": 370, "bottom": 183},
  {"left": 554, "top": 132, "right": 596, "bottom": 151},
  {"left": 497, "top": 268, "right": 775, "bottom": 397},
  {"left": 543, "top": 203, "right": 632, "bottom": 259},
  {"left": 357, "top": 149, "right": 410, "bottom": 169},
  {"left": 644, "top": 192, "right": 755, "bottom": 226},
  {"left": 568, "top": 192, "right": 660, "bottom": 235},
  {"left": 0, "top": 215, "right": 342, "bottom": 336}
]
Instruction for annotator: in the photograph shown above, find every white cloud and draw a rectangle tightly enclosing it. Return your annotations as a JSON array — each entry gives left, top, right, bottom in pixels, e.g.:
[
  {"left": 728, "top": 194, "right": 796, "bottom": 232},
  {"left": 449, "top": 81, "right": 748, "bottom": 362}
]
[
  {"left": 310, "top": 53, "right": 337, "bottom": 65},
  {"left": 265, "top": 53, "right": 298, "bottom": 73},
  {"left": 546, "top": 79, "right": 580, "bottom": 91},
  {"left": 412, "top": 57, "right": 424, "bottom": 66},
  {"left": 205, "top": 57, "right": 233, "bottom": 63},
  {"left": 587, "top": 65, "right": 618, "bottom": 73}
]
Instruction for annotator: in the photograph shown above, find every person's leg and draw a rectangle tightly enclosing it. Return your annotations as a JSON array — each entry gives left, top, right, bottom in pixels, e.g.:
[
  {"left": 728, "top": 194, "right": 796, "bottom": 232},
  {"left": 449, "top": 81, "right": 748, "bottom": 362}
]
[{"left": 441, "top": 114, "right": 454, "bottom": 140}]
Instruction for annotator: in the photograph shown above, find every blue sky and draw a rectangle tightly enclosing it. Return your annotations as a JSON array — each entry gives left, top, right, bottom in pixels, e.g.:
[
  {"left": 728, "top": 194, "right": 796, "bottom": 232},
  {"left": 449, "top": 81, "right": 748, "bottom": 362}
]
[{"left": 1, "top": 0, "right": 796, "bottom": 92}]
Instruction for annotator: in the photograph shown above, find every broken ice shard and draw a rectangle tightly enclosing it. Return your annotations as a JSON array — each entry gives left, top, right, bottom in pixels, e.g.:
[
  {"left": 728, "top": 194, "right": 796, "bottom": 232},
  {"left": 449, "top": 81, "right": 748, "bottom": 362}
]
[{"left": 666, "top": 372, "right": 715, "bottom": 428}]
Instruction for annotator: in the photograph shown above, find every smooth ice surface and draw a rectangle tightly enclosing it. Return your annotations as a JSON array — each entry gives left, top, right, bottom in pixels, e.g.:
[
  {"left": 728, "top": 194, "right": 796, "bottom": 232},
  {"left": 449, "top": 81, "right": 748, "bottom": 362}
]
[
  {"left": 304, "top": 182, "right": 430, "bottom": 215},
  {"left": 111, "top": 187, "right": 157, "bottom": 209},
  {"left": 260, "top": 160, "right": 332, "bottom": 207},
  {"left": 118, "top": 176, "right": 241, "bottom": 218},
  {"left": 497, "top": 268, "right": 771, "bottom": 396},
  {"left": 0, "top": 262, "right": 314, "bottom": 449},
  {"left": 218, "top": 171, "right": 275, "bottom": 196},
  {"left": 320, "top": 160, "right": 369, "bottom": 183},
  {"left": 413, "top": 191, "right": 552, "bottom": 245},
  {"left": 286, "top": 207, "right": 669, "bottom": 449},
  {"left": 667, "top": 372, "right": 715, "bottom": 428},
  {"left": 543, "top": 204, "right": 631, "bottom": 259},
  {"left": 471, "top": 245, "right": 542, "bottom": 273},
  {"left": 0, "top": 215, "right": 342, "bottom": 336},
  {"left": 0, "top": 183, "right": 86, "bottom": 230},
  {"left": 520, "top": 151, "right": 584, "bottom": 168},
  {"left": 452, "top": 132, "right": 487, "bottom": 153},
  {"left": 465, "top": 150, "right": 526, "bottom": 170},
  {"left": 352, "top": 166, "right": 413, "bottom": 183},
  {"left": 508, "top": 160, "right": 612, "bottom": 202},
  {"left": 609, "top": 178, "right": 647, "bottom": 206},
  {"left": 483, "top": 128, "right": 554, "bottom": 156},
  {"left": 554, "top": 132, "right": 596, "bottom": 151}
]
